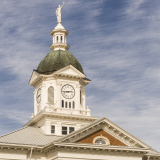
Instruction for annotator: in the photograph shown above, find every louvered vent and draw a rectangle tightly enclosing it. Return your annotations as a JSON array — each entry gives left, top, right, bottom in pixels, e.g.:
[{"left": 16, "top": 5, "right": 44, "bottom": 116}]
[{"left": 48, "top": 86, "right": 54, "bottom": 105}]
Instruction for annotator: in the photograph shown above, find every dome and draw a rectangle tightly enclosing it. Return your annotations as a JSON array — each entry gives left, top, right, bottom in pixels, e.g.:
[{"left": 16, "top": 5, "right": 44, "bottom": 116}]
[{"left": 37, "top": 50, "right": 84, "bottom": 74}]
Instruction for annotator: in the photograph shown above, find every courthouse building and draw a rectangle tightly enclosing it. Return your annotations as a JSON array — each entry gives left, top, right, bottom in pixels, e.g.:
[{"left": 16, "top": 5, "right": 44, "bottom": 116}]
[{"left": 0, "top": 5, "right": 159, "bottom": 160}]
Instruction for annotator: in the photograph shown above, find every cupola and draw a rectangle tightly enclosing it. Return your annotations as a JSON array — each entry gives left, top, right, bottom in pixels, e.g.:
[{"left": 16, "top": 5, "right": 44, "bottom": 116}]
[{"left": 50, "top": 24, "right": 70, "bottom": 51}]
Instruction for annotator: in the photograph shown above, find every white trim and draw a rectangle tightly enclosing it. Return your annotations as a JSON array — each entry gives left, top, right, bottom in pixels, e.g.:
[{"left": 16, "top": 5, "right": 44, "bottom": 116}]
[
  {"left": 23, "top": 111, "right": 98, "bottom": 127},
  {"left": 44, "top": 142, "right": 151, "bottom": 153},
  {"left": 53, "top": 65, "right": 85, "bottom": 78}
]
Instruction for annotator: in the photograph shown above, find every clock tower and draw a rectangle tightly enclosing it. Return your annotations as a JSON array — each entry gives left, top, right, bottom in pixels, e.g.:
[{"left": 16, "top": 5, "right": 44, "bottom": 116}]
[{"left": 25, "top": 6, "right": 98, "bottom": 135}]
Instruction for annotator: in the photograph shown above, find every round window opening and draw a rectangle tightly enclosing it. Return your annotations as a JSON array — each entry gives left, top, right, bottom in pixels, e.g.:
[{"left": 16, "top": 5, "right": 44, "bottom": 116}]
[
  {"left": 95, "top": 138, "right": 107, "bottom": 144},
  {"left": 93, "top": 136, "right": 110, "bottom": 145}
]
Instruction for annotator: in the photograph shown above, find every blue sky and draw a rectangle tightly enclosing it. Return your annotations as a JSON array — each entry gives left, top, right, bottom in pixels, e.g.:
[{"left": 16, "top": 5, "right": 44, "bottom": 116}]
[{"left": 0, "top": 0, "right": 160, "bottom": 151}]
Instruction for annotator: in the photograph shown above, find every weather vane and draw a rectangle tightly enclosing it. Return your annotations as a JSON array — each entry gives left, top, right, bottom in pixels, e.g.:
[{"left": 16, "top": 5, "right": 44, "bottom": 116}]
[{"left": 55, "top": 1, "right": 65, "bottom": 24}]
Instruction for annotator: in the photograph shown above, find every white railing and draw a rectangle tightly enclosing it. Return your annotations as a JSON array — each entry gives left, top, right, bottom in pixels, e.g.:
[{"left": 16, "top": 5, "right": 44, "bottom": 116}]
[{"left": 43, "top": 103, "right": 90, "bottom": 116}]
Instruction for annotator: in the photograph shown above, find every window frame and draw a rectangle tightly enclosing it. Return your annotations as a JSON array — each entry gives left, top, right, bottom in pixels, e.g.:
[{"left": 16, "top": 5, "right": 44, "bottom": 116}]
[
  {"left": 51, "top": 125, "right": 55, "bottom": 134},
  {"left": 61, "top": 126, "right": 75, "bottom": 135},
  {"left": 62, "top": 126, "right": 68, "bottom": 135},
  {"left": 93, "top": 136, "right": 110, "bottom": 145}
]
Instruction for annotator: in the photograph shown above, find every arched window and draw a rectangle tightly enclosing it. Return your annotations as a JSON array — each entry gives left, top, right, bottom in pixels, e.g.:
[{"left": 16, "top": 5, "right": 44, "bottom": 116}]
[
  {"left": 48, "top": 87, "right": 54, "bottom": 105},
  {"left": 62, "top": 100, "right": 64, "bottom": 108},
  {"left": 95, "top": 139, "right": 107, "bottom": 144},
  {"left": 57, "top": 36, "right": 58, "bottom": 43},
  {"left": 69, "top": 102, "right": 71, "bottom": 108},
  {"left": 73, "top": 101, "right": 75, "bottom": 109},
  {"left": 93, "top": 136, "right": 110, "bottom": 145},
  {"left": 61, "top": 36, "right": 63, "bottom": 43},
  {"left": 65, "top": 101, "right": 68, "bottom": 108}
]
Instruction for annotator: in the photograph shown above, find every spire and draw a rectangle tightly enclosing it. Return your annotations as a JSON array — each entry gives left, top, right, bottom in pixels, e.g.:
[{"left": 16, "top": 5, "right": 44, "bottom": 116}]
[{"left": 50, "top": 2, "right": 70, "bottom": 51}]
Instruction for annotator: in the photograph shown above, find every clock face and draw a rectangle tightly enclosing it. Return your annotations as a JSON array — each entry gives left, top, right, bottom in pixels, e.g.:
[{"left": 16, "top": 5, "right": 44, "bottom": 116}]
[
  {"left": 61, "top": 84, "right": 75, "bottom": 99},
  {"left": 36, "top": 88, "right": 41, "bottom": 104}
]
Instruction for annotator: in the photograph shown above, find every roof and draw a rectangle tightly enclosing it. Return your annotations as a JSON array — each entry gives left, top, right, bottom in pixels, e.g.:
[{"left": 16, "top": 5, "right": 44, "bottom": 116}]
[
  {"left": 83, "top": 77, "right": 91, "bottom": 81},
  {"left": 37, "top": 50, "right": 84, "bottom": 74},
  {"left": 0, "top": 127, "right": 62, "bottom": 146}
]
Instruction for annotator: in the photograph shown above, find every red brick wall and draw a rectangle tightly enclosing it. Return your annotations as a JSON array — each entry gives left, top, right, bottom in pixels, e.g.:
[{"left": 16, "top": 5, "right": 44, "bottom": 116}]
[{"left": 77, "top": 129, "right": 126, "bottom": 146}]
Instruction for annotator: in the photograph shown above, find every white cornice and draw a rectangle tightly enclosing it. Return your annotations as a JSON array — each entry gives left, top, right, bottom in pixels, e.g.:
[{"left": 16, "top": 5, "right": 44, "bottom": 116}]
[
  {"left": 50, "top": 43, "right": 70, "bottom": 51},
  {"left": 23, "top": 111, "right": 98, "bottom": 127},
  {"left": 50, "top": 28, "right": 69, "bottom": 36},
  {"left": 0, "top": 142, "right": 43, "bottom": 153},
  {"left": 44, "top": 142, "right": 151, "bottom": 154}
]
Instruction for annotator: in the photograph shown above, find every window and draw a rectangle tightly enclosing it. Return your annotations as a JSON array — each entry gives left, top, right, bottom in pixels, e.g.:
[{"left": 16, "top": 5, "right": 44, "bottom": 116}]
[
  {"left": 69, "top": 102, "right": 71, "bottom": 108},
  {"left": 62, "top": 100, "right": 64, "bottom": 108},
  {"left": 61, "top": 36, "right": 63, "bottom": 43},
  {"left": 65, "top": 101, "right": 68, "bottom": 108},
  {"left": 69, "top": 127, "right": 75, "bottom": 133},
  {"left": 62, "top": 126, "right": 67, "bottom": 135},
  {"left": 57, "top": 36, "right": 58, "bottom": 43},
  {"left": 62, "top": 126, "right": 75, "bottom": 135},
  {"left": 48, "top": 87, "right": 54, "bottom": 105},
  {"left": 51, "top": 125, "right": 55, "bottom": 134},
  {"left": 73, "top": 101, "right": 75, "bottom": 109},
  {"left": 95, "top": 139, "right": 106, "bottom": 144},
  {"left": 93, "top": 136, "right": 110, "bottom": 145}
]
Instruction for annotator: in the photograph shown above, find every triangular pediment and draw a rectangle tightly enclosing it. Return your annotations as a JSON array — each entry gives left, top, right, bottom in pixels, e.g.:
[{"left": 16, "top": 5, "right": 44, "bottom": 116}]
[
  {"left": 77, "top": 129, "right": 126, "bottom": 146},
  {"left": 53, "top": 65, "right": 85, "bottom": 78},
  {"left": 57, "top": 117, "right": 151, "bottom": 149},
  {"left": 29, "top": 70, "right": 40, "bottom": 86}
]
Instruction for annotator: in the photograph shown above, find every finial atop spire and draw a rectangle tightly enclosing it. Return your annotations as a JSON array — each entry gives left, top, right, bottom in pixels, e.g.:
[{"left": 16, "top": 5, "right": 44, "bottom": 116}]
[{"left": 55, "top": 2, "right": 65, "bottom": 24}]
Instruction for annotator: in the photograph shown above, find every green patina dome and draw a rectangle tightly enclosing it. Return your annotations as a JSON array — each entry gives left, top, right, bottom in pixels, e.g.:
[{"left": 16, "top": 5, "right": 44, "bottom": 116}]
[{"left": 37, "top": 50, "right": 84, "bottom": 74}]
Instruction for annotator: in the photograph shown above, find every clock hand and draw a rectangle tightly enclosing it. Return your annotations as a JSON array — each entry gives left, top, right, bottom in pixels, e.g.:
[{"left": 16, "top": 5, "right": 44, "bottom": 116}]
[{"left": 63, "top": 91, "right": 73, "bottom": 93}]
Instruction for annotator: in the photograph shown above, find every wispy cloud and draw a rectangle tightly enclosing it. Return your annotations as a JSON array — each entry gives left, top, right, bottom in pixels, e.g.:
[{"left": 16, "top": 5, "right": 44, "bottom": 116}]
[{"left": 0, "top": 0, "right": 160, "bottom": 151}]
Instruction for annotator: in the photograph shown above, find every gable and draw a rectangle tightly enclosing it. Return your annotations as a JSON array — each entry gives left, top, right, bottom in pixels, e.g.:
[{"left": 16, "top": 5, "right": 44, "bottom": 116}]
[
  {"left": 29, "top": 71, "right": 40, "bottom": 86},
  {"left": 54, "top": 65, "right": 85, "bottom": 78},
  {"left": 77, "top": 129, "right": 126, "bottom": 146},
  {"left": 58, "top": 117, "right": 151, "bottom": 149},
  {"left": 60, "top": 68, "right": 80, "bottom": 76}
]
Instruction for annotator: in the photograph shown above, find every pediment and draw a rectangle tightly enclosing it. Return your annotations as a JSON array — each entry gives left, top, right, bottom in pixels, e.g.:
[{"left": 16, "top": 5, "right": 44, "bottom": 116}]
[
  {"left": 57, "top": 117, "right": 151, "bottom": 149},
  {"left": 29, "top": 71, "right": 40, "bottom": 86},
  {"left": 77, "top": 129, "right": 126, "bottom": 146},
  {"left": 53, "top": 65, "right": 85, "bottom": 78}
]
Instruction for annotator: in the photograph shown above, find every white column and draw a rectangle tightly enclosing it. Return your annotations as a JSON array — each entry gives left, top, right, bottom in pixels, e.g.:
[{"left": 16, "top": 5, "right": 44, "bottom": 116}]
[
  {"left": 56, "top": 122, "right": 62, "bottom": 135},
  {"left": 56, "top": 79, "right": 62, "bottom": 108},
  {"left": 56, "top": 35, "right": 58, "bottom": 43},
  {"left": 44, "top": 121, "right": 51, "bottom": 135},
  {"left": 63, "top": 35, "right": 65, "bottom": 43},
  {"left": 82, "top": 87, "right": 86, "bottom": 110},
  {"left": 76, "top": 124, "right": 81, "bottom": 130},
  {"left": 33, "top": 90, "right": 37, "bottom": 115},
  {"left": 75, "top": 84, "right": 81, "bottom": 110},
  {"left": 55, "top": 35, "right": 56, "bottom": 43},
  {"left": 41, "top": 82, "right": 46, "bottom": 110}
]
